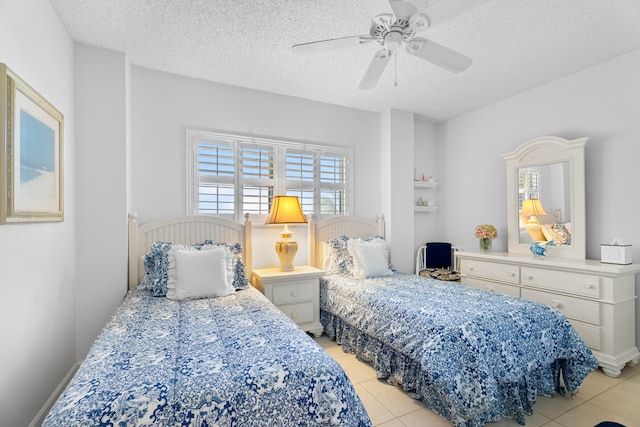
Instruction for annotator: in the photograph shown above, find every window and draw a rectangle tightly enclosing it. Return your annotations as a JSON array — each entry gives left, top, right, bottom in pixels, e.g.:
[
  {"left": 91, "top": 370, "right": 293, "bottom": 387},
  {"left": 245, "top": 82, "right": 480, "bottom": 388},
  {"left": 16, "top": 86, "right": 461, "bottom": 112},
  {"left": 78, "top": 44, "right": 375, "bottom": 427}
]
[
  {"left": 187, "top": 130, "right": 352, "bottom": 221},
  {"left": 518, "top": 167, "right": 541, "bottom": 209}
]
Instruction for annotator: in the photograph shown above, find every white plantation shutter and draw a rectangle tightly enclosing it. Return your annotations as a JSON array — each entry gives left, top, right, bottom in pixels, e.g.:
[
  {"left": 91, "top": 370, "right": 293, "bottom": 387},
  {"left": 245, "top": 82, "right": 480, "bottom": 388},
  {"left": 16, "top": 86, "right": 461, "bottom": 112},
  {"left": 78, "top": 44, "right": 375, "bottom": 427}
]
[
  {"left": 241, "top": 145, "right": 274, "bottom": 215},
  {"left": 319, "top": 153, "right": 347, "bottom": 215},
  {"left": 192, "top": 139, "right": 236, "bottom": 216},
  {"left": 518, "top": 168, "right": 540, "bottom": 210},
  {"left": 285, "top": 150, "right": 315, "bottom": 213},
  {"left": 187, "top": 130, "right": 352, "bottom": 221}
]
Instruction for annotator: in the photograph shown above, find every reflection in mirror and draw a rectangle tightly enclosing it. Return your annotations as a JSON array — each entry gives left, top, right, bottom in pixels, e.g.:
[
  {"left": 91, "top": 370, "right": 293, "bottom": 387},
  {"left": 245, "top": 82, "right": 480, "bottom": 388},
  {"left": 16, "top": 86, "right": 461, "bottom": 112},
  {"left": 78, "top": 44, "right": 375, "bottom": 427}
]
[
  {"left": 517, "top": 162, "right": 572, "bottom": 246},
  {"left": 502, "top": 135, "right": 586, "bottom": 260}
]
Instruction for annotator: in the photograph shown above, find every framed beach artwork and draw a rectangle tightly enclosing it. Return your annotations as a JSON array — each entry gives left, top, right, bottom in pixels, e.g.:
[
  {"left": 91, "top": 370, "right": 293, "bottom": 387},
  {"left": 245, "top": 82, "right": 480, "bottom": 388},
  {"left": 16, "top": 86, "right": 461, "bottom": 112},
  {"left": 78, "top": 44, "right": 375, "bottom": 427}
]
[{"left": 1, "top": 63, "right": 64, "bottom": 223}]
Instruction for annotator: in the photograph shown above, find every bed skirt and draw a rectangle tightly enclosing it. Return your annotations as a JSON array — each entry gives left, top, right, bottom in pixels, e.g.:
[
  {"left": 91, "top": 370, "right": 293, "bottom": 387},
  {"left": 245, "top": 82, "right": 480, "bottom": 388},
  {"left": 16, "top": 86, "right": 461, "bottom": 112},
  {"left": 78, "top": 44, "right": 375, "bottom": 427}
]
[{"left": 322, "top": 309, "right": 548, "bottom": 426}]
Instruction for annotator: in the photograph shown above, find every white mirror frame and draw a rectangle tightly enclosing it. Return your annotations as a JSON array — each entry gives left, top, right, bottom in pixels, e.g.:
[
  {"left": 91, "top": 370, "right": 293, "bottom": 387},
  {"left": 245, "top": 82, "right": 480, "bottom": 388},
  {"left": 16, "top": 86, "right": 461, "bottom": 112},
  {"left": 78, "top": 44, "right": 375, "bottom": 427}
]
[{"left": 501, "top": 136, "right": 587, "bottom": 259}]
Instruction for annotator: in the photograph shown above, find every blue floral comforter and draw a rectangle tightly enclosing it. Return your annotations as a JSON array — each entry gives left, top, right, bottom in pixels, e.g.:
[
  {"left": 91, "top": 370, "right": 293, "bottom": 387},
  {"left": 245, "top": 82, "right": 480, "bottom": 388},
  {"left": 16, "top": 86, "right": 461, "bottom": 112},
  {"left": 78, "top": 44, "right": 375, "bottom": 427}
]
[
  {"left": 320, "top": 273, "right": 598, "bottom": 427},
  {"left": 44, "top": 287, "right": 371, "bottom": 427}
]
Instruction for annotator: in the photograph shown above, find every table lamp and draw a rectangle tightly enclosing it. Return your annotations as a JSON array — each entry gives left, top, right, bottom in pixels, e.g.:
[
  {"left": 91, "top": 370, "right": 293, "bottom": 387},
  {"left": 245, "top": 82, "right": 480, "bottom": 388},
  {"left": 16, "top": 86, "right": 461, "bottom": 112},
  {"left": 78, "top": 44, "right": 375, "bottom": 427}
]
[{"left": 264, "top": 196, "right": 307, "bottom": 271}]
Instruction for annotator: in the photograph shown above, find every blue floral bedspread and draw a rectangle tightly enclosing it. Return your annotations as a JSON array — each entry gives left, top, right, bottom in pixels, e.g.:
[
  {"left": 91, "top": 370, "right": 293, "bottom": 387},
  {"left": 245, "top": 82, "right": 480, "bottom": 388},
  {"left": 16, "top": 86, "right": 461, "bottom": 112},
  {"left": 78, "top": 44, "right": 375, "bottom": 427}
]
[
  {"left": 320, "top": 273, "right": 598, "bottom": 427},
  {"left": 44, "top": 287, "right": 371, "bottom": 427}
]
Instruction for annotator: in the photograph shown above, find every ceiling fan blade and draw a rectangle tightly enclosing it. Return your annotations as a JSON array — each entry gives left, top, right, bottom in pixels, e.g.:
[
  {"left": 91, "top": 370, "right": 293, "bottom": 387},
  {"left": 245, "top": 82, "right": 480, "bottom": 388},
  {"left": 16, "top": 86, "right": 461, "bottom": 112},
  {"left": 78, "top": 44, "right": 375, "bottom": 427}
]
[
  {"left": 406, "top": 38, "right": 472, "bottom": 73},
  {"left": 423, "top": 0, "right": 490, "bottom": 27},
  {"left": 359, "top": 50, "right": 392, "bottom": 90},
  {"left": 291, "top": 35, "right": 372, "bottom": 55},
  {"left": 360, "top": 0, "right": 395, "bottom": 20}
]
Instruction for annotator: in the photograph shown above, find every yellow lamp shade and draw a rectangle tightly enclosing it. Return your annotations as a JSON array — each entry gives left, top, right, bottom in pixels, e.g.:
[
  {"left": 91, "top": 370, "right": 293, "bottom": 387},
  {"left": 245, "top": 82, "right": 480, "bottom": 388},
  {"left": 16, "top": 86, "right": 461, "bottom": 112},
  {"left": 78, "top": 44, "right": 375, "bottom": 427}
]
[
  {"left": 264, "top": 196, "right": 307, "bottom": 225},
  {"left": 520, "top": 199, "right": 547, "bottom": 218}
]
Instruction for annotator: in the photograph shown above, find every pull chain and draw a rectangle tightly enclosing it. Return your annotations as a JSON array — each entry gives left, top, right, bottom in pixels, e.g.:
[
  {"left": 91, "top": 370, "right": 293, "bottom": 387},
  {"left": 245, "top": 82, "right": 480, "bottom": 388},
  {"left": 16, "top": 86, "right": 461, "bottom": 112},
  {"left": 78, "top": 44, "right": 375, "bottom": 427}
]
[{"left": 394, "top": 53, "right": 398, "bottom": 87}]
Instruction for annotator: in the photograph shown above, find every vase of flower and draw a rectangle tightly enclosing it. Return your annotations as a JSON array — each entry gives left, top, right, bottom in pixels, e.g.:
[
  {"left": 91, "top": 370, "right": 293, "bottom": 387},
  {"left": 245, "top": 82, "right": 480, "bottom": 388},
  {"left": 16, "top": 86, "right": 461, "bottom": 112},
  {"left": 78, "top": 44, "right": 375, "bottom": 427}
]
[{"left": 475, "top": 224, "right": 497, "bottom": 252}]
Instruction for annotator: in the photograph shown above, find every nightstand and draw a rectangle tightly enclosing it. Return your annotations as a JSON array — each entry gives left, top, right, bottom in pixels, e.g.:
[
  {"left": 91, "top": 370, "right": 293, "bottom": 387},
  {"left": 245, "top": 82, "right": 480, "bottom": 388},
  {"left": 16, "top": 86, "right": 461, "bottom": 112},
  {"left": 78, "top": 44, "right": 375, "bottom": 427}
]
[{"left": 252, "top": 265, "right": 324, "bottom": 337}]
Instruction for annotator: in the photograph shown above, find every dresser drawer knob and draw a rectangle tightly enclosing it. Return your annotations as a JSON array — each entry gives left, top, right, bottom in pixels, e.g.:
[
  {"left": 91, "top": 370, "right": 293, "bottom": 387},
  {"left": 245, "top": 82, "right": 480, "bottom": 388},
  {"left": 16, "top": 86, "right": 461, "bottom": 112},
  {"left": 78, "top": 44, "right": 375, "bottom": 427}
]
[
  {"left": 525, "top": 275, "right": 533, "bottom": 280},
  {"left": 508, "top": 272, "right": 515, "bottom": 277},
  {"left": 487, "top": 287, "right": 494, "bottom": 292},
  {"left": 469, "top": 266, "right": 474, "bottom": 271},
  {"left": 291, "top": 312, "right": 298, "bottom": 319},
  {"left": 585, "top": 284, "right": 594, "bottom": 289},
  {"left": 291, "top": 291, "right": 298, "bottom": 297},
  {"left": 551, "top": 300, "right": 561, "bottom": 308}
]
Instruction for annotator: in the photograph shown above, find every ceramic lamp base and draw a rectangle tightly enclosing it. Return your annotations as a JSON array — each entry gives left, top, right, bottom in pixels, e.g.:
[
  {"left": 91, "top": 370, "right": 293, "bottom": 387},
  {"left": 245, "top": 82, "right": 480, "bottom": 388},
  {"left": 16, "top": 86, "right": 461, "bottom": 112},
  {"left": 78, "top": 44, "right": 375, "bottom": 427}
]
[{"left": 275, "top": 240, "right": 298, "bottom": 271}]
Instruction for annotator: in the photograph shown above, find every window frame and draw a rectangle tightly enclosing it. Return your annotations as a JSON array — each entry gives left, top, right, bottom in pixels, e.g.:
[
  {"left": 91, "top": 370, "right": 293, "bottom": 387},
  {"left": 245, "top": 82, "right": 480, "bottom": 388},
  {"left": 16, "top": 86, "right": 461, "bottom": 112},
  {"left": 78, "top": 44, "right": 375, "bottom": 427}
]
[{"left": 186, "top": 129, "right": 353, "bottom": 222}]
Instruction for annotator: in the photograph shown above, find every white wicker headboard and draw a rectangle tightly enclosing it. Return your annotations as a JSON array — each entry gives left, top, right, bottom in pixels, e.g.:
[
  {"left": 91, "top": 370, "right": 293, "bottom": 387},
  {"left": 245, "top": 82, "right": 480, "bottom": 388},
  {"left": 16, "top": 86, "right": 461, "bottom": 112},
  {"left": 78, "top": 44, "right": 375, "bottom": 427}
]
[
  {"left": 127, "top": 213, "right": 252, "bottom": 289},
  {"left": 308, "top": 214, "right": 385, "bottom": 269}
]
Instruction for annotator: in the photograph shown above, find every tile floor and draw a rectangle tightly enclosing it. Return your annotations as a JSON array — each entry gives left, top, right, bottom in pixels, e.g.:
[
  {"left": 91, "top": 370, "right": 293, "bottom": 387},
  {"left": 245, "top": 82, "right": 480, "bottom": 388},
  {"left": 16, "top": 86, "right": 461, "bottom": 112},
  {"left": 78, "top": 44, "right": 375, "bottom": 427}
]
[{"left": 313, "top": 335, "right": 640, "bottom": 427}]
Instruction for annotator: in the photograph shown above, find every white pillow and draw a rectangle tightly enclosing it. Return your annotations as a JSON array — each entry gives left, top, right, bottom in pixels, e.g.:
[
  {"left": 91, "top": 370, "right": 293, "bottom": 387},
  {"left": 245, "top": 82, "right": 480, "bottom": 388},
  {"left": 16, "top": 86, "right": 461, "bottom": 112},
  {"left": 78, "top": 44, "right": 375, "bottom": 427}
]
[
  {"left": 347, "top": 238, "right": 393, "bottom": 279},
  {"left": 166, "top": 245, "right": 235, "bottom": 300}
]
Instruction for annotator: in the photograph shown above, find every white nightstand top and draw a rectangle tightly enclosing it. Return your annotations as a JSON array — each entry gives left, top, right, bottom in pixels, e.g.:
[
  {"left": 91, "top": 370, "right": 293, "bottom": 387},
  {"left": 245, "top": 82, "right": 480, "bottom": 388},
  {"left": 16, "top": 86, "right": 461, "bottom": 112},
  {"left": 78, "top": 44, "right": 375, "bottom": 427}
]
[{"left": 252, "top": 265, "right": 324, "bottom": 281}]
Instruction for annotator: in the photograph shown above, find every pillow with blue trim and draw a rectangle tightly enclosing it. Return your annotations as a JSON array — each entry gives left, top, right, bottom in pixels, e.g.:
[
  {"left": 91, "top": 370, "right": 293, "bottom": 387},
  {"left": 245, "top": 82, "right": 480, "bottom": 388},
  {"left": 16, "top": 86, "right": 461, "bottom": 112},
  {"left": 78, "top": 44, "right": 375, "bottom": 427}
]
[
  {"left": 326, "top": 235, "right": 393, "bottom": 276},
  {"left": 166, "top": 245, "right": 235, "bottom": 300},
  {"left": 140, "top": 240, "right": 249, "bottom": 296},
  {"left": 347, "top": 238, "right": 393, "bottom": 278}
]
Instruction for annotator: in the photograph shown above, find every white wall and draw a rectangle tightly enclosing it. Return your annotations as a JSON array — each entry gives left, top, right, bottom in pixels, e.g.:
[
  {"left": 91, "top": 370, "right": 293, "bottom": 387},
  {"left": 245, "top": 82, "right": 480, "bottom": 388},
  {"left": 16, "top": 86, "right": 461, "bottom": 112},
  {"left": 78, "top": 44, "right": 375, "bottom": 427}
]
[
  {"left": 381, "top": 109, "right": 415, "bottom": 273},
  {"left": 129, "top": 66, "right": 382, "bottom": 267},
  {"left": 74, "top": 44, "right": 130, "bottom": 359},
  {"left": 436, "top": 47, "right": 640, "bottom": 346},
  {"left": 0, "top": 0, "right": 76, "bottom": 425}
]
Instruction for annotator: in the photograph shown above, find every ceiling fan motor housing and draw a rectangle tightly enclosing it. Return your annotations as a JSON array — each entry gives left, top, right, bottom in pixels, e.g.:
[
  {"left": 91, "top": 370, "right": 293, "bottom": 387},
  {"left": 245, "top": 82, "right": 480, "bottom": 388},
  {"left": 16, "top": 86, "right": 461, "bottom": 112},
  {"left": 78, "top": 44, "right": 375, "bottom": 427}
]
[{"left": 384, "top": 30, "right": 403, "bottom": 50}]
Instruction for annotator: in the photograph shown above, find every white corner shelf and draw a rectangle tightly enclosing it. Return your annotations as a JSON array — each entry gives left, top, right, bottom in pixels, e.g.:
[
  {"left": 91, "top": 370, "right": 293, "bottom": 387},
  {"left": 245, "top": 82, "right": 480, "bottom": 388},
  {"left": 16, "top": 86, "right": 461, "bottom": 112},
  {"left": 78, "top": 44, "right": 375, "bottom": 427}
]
[
  {"left": 414, "top": 181, "right": 438, "bottom": 188},
  {"left": 414, "top": 206, "right": 438, "bottom": 213},
  {"left": 414, "top": 180, "right": 438, "bottom": 213}
]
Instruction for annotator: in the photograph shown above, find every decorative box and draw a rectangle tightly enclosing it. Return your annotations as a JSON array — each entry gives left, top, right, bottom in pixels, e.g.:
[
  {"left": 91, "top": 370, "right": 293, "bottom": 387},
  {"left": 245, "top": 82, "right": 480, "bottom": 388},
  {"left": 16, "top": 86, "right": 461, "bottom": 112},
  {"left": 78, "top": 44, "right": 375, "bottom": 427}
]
[{"left": 601, "top": 244, "right": 632, "bottom": 265}]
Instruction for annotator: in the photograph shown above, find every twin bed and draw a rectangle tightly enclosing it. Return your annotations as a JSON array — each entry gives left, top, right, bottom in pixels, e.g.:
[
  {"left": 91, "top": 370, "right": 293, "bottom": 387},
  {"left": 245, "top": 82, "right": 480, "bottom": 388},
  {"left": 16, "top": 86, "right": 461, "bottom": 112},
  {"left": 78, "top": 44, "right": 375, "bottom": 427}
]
[
  {"left": 44, "top": 214, "right": 370, "bottom": 427},
  {"left": 44, "top": 214, "right": 598, "bottom": 427}
]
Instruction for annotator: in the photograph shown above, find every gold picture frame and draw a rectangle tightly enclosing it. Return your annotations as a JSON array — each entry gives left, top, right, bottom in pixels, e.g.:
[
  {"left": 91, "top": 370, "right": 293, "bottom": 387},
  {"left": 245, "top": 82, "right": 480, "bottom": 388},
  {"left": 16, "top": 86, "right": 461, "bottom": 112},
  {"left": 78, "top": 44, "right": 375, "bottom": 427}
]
[{"left": 1, "top": 63, "right": 64, "bottom": 223}]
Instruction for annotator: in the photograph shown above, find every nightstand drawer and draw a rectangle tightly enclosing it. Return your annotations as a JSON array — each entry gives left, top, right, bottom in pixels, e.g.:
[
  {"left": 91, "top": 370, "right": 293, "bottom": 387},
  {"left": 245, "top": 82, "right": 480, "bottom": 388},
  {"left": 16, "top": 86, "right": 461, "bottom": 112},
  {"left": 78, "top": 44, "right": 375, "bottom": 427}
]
[
  {"left": 277, "top": 302, "right": 314, "bottom": 324},
  {"left": 521, "top": 288, "right": 600, "bottom": 325},
  {"left": 272, "top": 282, "right": 314, "bottom": 304}
]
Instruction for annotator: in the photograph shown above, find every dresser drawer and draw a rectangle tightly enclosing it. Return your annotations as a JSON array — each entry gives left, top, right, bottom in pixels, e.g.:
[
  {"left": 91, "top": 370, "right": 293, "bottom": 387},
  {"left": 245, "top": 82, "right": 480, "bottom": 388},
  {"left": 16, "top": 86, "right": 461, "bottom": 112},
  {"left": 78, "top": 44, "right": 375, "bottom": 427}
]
[
  {"left": 272, "top": 282, "right": 314, "bottom": 305},
  {"left": 521, "top": 288, "right": 600, "bottom": 325},
  {"left": 461, "top": 260, "right": 519, "bottom": 284},
  {"left": 521, "top": 267, "right": 600, "bottom": 298},
  {"left": 276, "top": 302, "right": 314, "bottom": 324},
  {"left": 463, "top": 277, "right": 520, "bottom": 297},
  {"left": 570, "top": 321, "right": 602, "bottom": 350}
]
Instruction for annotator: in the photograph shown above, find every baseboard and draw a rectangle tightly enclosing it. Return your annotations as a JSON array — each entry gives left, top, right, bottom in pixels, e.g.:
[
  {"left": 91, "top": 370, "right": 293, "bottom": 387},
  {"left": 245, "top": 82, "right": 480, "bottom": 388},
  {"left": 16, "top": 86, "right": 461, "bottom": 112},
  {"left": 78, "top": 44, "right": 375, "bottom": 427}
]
[{"left": 29, "top": 362, "right": 80, "bottom": 427}]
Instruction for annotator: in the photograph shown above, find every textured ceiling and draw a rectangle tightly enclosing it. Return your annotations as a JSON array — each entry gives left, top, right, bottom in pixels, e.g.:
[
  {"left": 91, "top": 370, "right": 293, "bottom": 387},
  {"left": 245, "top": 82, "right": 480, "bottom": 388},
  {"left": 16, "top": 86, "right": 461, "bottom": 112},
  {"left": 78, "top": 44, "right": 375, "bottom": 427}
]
[{"left": 49, "top": 0, "right": 640, "bottom": 122}]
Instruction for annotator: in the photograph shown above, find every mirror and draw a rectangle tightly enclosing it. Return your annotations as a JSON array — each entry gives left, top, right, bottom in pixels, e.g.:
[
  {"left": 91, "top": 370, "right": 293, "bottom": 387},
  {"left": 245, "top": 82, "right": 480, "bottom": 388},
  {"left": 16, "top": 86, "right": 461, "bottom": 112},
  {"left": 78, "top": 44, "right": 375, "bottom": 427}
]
[
  {"left": 502, "top": 136, "right": 587, "bottom": 259},
  {"left": 517, "top": 162, "right": 571, "bottom": 245}
]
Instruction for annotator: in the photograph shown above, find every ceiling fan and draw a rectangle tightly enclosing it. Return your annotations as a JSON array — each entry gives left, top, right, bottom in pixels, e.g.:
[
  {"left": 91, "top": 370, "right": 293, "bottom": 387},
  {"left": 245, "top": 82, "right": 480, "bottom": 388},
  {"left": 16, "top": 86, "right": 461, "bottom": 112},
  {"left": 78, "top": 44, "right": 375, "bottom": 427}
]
[{"left": 291, "top": 0, "right": 488, "bottom": 90}]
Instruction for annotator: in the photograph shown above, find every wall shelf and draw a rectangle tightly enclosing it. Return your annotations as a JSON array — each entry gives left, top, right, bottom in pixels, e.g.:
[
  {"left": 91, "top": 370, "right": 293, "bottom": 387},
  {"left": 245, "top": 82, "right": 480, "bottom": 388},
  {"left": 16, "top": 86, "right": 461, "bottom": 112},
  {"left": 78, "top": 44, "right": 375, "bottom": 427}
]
[
  {"left": 414, "top": 206, "right": 438, "bottom": 213},
  {"left": 414, "top": 181, "right": 438, "bottom": 188},
  {"left": 414, "top": 180, "right": 438, "bottom": 213}
]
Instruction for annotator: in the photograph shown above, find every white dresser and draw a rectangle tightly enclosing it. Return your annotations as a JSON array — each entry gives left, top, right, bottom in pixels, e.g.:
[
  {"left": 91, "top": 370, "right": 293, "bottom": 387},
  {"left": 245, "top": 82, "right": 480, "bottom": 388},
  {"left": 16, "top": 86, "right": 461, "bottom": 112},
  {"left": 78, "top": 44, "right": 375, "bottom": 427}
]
[
  {"left": 457, "top": 251, "right": 640, "bottom": 377},
  {"left": 252, "top": 266, "right": 325, "bottom": 337}
]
